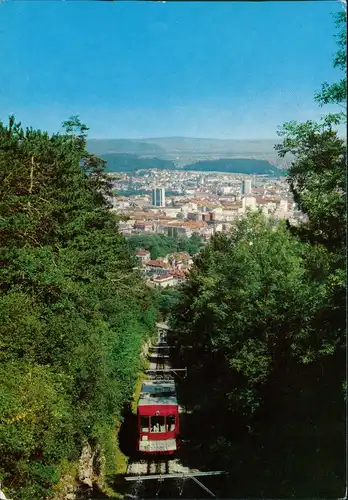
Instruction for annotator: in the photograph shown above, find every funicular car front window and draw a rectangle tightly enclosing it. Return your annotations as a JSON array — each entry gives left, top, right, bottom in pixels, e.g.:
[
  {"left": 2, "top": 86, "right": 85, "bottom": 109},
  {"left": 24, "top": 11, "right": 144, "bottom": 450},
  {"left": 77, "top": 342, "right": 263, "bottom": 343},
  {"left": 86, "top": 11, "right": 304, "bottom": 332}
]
[
  {"left": 141, "top": 416, "right": 149, "bottom": 432},
  {"left": 150, "top": 415, "right": 165, "bottom": 433},
  {"left": 166, "top": 415, "right": 175, "bottom": 432}
]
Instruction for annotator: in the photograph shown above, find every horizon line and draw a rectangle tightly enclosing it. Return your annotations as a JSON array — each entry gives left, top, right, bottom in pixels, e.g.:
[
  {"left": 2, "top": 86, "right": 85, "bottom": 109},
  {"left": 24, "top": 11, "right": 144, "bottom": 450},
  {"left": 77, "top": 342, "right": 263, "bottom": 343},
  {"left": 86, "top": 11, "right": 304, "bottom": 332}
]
[{"left": 87, "top": 136, "right": 279, "bottom": 141}]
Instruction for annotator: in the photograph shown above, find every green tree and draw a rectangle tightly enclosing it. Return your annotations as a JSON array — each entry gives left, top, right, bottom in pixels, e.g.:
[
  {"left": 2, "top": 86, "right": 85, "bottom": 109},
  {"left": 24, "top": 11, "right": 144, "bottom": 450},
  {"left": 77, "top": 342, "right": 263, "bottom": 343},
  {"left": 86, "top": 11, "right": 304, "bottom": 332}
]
[
  {"left": 127, "top": 233, "right": 204, "bottom": 260},
  {"left": 169, "top": 213, "right": 345, "bottom": 497},
  {"left": 275, "top": 120, "right": 346, "bottom": 251},
  {"left": 153, "top": 288, "right": 181, "bottom": 321},
  {"left": 170, "top": 213, "right": 328, "bottom": 411},
  {"left": 275, "top": 11, "right": 346, "bottom": 358},
  {"left": 168, "top": 12, "right": 346, "bottom": 498},
  {"left": 315, "top": 11, "right": 346, "bottom": 112},
  {"left": 0, "top": 115, "right": 156, "bottom": 499},
  {"left": 275, "top": 10, "right": 346, "bottom": 252}
]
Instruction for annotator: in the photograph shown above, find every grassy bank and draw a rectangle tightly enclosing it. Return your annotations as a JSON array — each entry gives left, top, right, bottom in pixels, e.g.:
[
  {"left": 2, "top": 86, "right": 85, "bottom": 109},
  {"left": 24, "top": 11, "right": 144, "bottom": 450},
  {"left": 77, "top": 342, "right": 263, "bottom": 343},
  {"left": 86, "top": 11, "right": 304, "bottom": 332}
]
[{"left": 101, "top": 337, "right": 154, "bottom": 498}]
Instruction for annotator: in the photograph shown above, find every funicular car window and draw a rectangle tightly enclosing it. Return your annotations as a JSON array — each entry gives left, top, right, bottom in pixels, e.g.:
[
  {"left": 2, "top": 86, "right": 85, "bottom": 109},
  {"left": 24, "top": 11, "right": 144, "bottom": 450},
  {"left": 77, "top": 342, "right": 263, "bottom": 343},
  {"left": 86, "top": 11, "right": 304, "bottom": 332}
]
[
  {"left": 166, "top": 415, "right": 175, "bottom": 432},
  {"left": 140, "top": 416, "right": 149, "bottom": 432},
  {"left": 150, "top": 415, "right": 165, "bottom": 433}
]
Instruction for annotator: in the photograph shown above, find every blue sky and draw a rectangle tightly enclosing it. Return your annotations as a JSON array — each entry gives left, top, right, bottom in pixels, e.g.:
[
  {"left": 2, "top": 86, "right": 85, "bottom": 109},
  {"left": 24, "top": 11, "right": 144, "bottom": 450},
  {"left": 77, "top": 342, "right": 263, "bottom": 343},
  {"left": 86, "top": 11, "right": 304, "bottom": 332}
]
[{"left": 0, "top": 1, "right": 344, "bottom": 139}]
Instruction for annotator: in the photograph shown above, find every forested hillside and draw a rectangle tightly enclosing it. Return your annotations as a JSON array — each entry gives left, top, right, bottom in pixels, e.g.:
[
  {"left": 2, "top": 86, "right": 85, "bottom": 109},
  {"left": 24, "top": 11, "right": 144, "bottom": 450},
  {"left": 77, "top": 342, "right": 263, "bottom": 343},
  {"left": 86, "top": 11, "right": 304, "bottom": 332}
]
[
  {"left": 0, "top": 117, "right": 157, "bottom": 499},
  {"left": 183, "top": 158, "right": 281, "bottom": 175},
  {"left": 100, "top": 153, "right": 176, "bottom": 173},
  {"left": 102, "top": 154, "right": 281, "bottom": 175},
  {"left": 169, "top": 11, "right": 346, "bottom": 498}
]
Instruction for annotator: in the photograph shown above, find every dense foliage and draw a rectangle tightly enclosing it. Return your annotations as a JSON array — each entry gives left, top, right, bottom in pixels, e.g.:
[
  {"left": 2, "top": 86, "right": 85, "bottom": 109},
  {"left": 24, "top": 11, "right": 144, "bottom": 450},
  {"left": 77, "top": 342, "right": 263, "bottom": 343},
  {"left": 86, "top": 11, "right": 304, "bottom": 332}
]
[
  {"left": 169, "top": 211, "right": 344, "bottom": 402},
  {"left": 169, "top": 218, "right": 345, "bottom": 496},
  {"left": 0, "top": 116, "right": 156, "bottom": 499},
  {"left": 168, "top": 11, "right": 346, "bottom": 498},
  {"left": 314, "top": 11, "right": 346, "bottom": 110},
  {"left": 127, "top": 233, "right": 204, "bottom": 260},
  {"left": 153, "top": 288, "right": 181, "bottom": 322}
]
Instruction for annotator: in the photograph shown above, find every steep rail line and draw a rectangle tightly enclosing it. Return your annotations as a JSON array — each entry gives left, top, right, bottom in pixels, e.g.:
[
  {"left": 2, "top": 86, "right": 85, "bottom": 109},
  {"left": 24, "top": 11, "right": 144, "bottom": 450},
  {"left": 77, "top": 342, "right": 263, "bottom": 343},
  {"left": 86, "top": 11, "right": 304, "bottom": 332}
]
[
  {"left": 124, "top": 327, "right": 225, "bottom": 498},
  {"left": 125, "top": 329, "right": 195, "bottom": 494}
]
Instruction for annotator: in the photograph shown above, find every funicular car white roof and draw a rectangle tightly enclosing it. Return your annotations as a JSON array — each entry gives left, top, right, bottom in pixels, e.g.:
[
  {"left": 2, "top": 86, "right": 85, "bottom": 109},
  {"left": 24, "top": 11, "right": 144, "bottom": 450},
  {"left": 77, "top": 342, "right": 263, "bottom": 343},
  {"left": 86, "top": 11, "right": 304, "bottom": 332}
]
[{"left": 138, "top": 379, "right": 178, "bottom": 407}]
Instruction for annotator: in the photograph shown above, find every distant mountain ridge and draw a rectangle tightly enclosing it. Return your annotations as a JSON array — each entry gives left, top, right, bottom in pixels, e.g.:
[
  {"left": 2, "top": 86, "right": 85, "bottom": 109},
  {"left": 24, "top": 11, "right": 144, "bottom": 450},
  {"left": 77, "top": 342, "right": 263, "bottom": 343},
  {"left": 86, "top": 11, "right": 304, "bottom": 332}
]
[
  {"left": 137, "top": 136, "right": 279, "bottom": 155},
  {"left": 87, "top": 139, "right": 166, "bottom": 156},
  {"left": 87, "top": 136, "right": 280, "bottom": 159},
  {"left": 87, "top": 137, "right": 287, "bottom": 175},
  {"left": 99, "top": 153, "right": 285, "bottom": 176},
  {"left": 183, "top": 158, "right": 281, "bottom": 175}
]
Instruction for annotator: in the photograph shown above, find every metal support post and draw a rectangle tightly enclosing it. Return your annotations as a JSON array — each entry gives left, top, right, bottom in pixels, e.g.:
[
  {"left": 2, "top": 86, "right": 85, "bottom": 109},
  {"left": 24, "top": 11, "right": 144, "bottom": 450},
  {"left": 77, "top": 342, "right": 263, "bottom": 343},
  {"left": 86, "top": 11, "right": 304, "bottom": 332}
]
[{"left": 190, "top": 475, "right": 216, "bottom": 498}]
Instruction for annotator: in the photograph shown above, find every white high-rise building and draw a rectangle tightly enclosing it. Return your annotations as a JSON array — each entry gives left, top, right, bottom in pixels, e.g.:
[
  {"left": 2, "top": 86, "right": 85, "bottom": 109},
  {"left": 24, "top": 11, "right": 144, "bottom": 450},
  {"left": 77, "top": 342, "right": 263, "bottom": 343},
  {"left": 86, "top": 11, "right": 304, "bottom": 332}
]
[
  {"left": 242, "top": 195, "right": 257, "bottom": 211},
  {"left": 241, "top": 179, "right": 252, "bottom": 195},
  {"left": 152, "top": 187, "right": 166, "bottom": 207}
]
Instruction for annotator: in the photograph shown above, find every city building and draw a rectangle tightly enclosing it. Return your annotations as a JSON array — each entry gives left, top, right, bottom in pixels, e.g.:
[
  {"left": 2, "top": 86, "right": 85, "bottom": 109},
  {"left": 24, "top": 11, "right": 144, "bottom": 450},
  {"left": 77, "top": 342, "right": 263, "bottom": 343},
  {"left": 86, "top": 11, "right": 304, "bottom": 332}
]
[
  {"left": 106, "top": 167, "right": 301, "bottom": 244},
  {"left": 242, "top": 195, "right": 257, "bottom": 211},
  {"left": 151, "top": 274, "right": 175, "bottom": 288},
  {"left": 152, "top": 187, "right": 166, "bottom": 207},
  {"left": 136, "top": 249, "right": 151, "bottom": 264},
  {"left": 187, "top": 212, "right": 203, "bottom": 221},
  {"left": 241, "top": 179, "right": 252, "bottom": 195}
]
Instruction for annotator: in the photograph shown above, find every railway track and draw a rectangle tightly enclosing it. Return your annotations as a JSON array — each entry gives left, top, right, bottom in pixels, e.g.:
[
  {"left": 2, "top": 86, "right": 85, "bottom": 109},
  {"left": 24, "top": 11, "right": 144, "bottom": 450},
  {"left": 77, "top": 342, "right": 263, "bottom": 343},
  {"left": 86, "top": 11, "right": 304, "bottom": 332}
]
[
  {"left": 124, "top": 329, "right": 225, "bottom": 498},
  {"left": 125, "top": 335, "right": 195, "bottom": 489},
  {"left": 126, "top": 336, "right": 179, "bottom": 476},
  {"left": 127, "top": 458, "right": 198, "bottom": 477},
  {"left": 125, "top": 457, "right": 203, "bottom": 499}
]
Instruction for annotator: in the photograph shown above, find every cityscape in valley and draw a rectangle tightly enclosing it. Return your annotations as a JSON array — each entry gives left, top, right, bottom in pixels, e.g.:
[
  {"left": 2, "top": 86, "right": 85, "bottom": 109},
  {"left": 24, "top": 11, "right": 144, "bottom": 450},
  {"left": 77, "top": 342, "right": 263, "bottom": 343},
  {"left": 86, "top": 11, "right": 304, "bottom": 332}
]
[
  {"left": 103, "top": 166, "right": 305, "bottom": 288},
  {"left": 1, "top": 2, "right": 346, "bottom": 500}
]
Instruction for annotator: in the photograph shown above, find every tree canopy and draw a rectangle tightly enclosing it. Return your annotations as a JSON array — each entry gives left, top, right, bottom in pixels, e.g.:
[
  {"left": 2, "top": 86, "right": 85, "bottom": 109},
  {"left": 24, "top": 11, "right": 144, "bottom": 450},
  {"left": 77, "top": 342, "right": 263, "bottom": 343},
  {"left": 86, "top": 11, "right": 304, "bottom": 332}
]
[
  {"left": 168, "top": 12, "right": 346, "bottom": 497},
  {"left": 314, "top": 11, "right": 347, "bottom": 112},
  {"left": 127, "top": 233, "right": 204, "bottom": 260},
  {"left": 0, "top": 116, "right": 156, "bottom": 499}
]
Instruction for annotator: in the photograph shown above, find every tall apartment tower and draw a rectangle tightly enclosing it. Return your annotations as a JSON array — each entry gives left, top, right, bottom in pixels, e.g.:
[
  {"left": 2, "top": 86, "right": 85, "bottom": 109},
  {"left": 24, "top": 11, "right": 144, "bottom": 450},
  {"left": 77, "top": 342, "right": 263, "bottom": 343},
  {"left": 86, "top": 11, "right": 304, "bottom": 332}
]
[
  {"left": 152, "top": 187, "right": 166, "bottom": 207},
  {"left": 241, "top": 179, "right": 252, "bottom": 195}
]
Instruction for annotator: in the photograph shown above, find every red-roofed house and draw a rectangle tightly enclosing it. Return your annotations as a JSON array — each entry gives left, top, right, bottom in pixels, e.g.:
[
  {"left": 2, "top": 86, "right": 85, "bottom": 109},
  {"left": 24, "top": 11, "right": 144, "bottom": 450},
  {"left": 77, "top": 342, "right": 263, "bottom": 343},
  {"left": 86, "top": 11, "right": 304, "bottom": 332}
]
[
  {"left": 145, "top": 260, "right": 170, "bottom": 270},
  {"left": 151, "top": 274, "right": 175, "bottom": 288},
  {"left": 170, "top": 269, "right": 186, "bottom": 282},
  {"left": 136, "top": 249, "right": 151, "bottom": 264}
]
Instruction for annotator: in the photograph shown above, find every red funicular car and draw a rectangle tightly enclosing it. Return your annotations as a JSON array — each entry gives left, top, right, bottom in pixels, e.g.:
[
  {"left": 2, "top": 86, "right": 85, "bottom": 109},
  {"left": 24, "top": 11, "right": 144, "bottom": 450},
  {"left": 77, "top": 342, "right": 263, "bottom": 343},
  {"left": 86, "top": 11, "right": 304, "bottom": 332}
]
[{"left": 137, "top": 379, "right": 179, "bottom": 454}]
